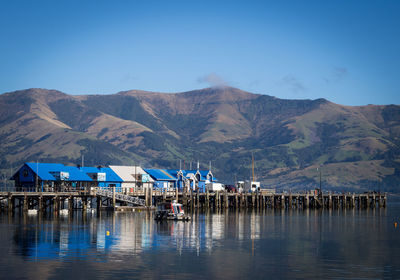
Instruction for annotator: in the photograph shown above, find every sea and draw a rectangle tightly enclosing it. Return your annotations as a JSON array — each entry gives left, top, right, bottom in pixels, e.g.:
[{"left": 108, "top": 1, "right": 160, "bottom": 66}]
[{"left": 0, "top": 202, "right": 399, "bottom": 279}]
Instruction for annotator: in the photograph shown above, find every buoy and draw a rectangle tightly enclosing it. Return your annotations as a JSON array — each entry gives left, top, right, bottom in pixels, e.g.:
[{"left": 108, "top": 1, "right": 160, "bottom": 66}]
[
  {"left": 106, "top": 231, "right": 110, "bottom": 236},
  {"left": 395, "top": 222, "right": 398, "bottom": 228}
]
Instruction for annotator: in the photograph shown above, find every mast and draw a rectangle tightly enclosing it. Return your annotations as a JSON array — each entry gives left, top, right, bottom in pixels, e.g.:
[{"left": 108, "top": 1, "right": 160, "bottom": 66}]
[{"left": 252, "top": 153, "right": 255, "bottom": 182}]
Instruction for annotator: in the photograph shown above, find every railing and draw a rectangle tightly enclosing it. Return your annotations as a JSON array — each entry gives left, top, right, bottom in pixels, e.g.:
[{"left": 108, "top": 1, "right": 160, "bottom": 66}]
[{"left": 94, "top": 188, "right": 146, "bottom": 206}]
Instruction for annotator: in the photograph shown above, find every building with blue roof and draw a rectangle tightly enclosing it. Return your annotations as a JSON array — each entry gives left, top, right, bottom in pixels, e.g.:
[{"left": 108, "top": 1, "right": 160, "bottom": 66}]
[
  {"left": 11, "top": 163, "right": 123, "bottom": 192},
  {"left": 144, "top": 169, "right": 177, "bottom": 191},
  {"left": 144, "top": 165, "right": 216, "bottom": 192},
  {"left": 79, "top": 166, "right": 122, "bottom": 191},
  {"left": 11, "top": 163, "right": 92, "bottom": 192}
]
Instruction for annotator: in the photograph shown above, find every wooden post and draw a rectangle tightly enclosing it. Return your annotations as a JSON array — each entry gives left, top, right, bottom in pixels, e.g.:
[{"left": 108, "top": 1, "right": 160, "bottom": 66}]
[
  {"left": 23, "top": 195, "right": 28, "bottom": 213},
  {"left": 82, "top": 197, "right": 87, "bottom": 212},
  {"left": 112, "top": 186, "right": 116, "bottom": 208},
  {"left": 54, "top": 196, "right": 59, "bottom": 214},
  {"left": 8, "top": 194, "right": 14, "bottom": 213},
  {"left": 225, "top": 191, "right": 228, "bottom": 209},
  {"left": 206, "top": 190, "right": 209, "bottom": 209},
  {"left": 235, "top": 194, "right": 238, "bottom": 209},
  {"left": 261, "top": 194, "right": 264, "bottom": 209},
  {"left": 147, "top": 184, "right": 153, "bottom": 207},
  {"left": 38, "top": 195, "right": 43, "bottom": 212},
  {"left": 68, "top": 196, "right": 73, "bottom": 212},
  {"left": 97, "top": 196, "right": 101, "bottom": 211}
]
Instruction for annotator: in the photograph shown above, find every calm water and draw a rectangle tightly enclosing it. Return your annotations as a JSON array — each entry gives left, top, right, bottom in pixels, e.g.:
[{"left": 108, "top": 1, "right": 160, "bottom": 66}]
[{"left": 0, "top": 204, "right": 399, "bottom": 279}]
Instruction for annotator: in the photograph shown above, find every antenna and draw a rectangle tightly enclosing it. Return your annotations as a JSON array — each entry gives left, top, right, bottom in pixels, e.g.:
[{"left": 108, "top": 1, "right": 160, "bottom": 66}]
[
  {"left": 179, "top": 160, "right": 182, "bottom": 170},
  {"left": 81, "top": 155, "right": 84, "bottom": 168},
  {"left": 209, "top": 161, "right": 211, "bottom": 171},
  {"left": 197, "top": 161, "right": 200, "bottom": 170}
]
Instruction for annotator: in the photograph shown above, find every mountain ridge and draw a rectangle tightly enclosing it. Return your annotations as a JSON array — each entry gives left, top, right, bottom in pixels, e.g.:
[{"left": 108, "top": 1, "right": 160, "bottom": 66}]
[{"left": 1, "top": 87, "right": 399, "bottom": 192}]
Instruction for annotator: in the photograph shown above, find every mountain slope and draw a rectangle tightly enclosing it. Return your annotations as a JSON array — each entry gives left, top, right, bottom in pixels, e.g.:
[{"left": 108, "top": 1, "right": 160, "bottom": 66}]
[{"left": 0, "top": 87, "right": 399, "bottom": 192}]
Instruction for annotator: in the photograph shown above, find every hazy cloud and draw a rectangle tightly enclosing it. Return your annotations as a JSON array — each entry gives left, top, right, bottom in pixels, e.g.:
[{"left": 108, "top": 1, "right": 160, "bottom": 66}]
[
  {"left": 280, "top": 75, "right": 306, "bottom": 94},
  {"left": 121, "top": 74, "right": 138, "bottom": 83},
  {"left": 324, "top": 67, "right": 348, "bottom": 83},
  {"left": 248, "top": 80, "right": 261, "bottom": 87},
  {"left": 197, "top": 72, "right": 228, "bottom": 87}
]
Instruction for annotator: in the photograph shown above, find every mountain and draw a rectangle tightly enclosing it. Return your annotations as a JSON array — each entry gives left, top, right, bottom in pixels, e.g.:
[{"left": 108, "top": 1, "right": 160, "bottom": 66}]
[{"left": 1, "top": 87, "right": 399, "bottom": 192}]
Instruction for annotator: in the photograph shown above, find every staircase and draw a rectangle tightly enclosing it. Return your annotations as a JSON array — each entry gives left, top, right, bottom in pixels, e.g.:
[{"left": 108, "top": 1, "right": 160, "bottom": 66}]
[{"left": 95, "top": 188, "right": 146, "bottom": 207}]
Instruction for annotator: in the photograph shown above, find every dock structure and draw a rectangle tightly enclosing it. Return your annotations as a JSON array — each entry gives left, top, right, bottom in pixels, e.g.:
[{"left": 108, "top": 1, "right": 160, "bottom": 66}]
[
  {"left": 0, "top": 188, "right": 387, "bottom": 214},
  {"left": 160, "top": 191, "right": 387, "bottom": 210}
]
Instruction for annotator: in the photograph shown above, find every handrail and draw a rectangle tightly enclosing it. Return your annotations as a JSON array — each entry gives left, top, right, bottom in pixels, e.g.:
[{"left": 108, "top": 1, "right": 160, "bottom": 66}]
[{"left": 94, "top": 188, "right": 146, "bottom": 206}]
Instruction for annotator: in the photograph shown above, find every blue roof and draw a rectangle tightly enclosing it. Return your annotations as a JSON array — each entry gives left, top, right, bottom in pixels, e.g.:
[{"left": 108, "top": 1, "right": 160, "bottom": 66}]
[
  {"left": 145, "top": 168, "right": 215, "bottom": 181},
  {"left": 145, "top": 169, "right": 176, "bottom": 181},
  {"left": 25, "top": 163, "right": 93, "bottom": 181},
  {"left": 80, "top": 167, "right": 122, "bottom": 182}
]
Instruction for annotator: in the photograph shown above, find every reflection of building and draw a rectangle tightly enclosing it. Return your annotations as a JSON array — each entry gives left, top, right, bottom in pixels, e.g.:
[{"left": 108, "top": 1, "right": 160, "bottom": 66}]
[{"left": 11, "top": 211, "right": 263, "bottom": 259}]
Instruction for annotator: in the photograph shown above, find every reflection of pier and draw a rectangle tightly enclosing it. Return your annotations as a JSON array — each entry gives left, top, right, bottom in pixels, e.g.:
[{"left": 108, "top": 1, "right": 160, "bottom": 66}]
[{"left": 0, "top": 189, "right": 387, "bottom": 213}]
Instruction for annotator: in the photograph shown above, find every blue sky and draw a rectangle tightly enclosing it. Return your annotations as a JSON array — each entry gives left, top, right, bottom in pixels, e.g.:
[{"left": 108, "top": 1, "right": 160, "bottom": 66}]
[{"left": 0, "top": 0, "right": 399, "bottom": 105}]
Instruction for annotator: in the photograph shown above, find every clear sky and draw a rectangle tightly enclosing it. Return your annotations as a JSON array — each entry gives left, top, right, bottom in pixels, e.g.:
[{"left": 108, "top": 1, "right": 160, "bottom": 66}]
[{"left": 0, "top": 0, "right": 399, "bottom": 105}]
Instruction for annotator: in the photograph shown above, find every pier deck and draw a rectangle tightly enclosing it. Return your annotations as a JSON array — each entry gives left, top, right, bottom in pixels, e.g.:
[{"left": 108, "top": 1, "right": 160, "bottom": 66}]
[{"left": 0, "top": 189, "right": 387, "bottom": 214}]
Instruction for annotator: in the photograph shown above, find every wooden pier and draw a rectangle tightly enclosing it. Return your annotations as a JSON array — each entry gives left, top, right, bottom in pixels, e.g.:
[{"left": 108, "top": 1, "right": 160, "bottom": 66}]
[
  {"left": 172, "top": 191, "right": 387, "bottom": 210},
  {"left": 0, "top": 188, "right": 387, "bottom": 214}
]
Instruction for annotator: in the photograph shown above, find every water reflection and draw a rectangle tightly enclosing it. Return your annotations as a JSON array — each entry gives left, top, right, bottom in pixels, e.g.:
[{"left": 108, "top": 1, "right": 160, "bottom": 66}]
[
  {"left": 1, "top": 206, "right": 400, "bottom": 279},
  {"left": 6, "top": 208, "right": 390, "bottom": 260}
]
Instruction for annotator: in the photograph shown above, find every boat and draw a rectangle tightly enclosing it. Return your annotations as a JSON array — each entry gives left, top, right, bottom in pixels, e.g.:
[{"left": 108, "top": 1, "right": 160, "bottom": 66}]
[
  {"left": 27, "top": 209, "right": 38, "bottom": 215},
  {"left": 60, "top": 209, "right": 69, "bottom": 216},
  {"left": 155, "top": 201, "right": 191, "bottom": 221}
]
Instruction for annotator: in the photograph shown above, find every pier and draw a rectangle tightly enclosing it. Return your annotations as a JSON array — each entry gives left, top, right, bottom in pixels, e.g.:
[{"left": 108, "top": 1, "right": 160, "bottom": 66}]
[{"left": 0, "top": 188, "right": 387, "bottom": 214}]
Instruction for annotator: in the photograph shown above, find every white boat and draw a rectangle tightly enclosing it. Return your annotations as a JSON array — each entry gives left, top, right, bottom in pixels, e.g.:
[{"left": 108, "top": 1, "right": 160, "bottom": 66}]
[
  {"left": 60, "top": 209, "right": 69, "bottom": 216},
  {"left": 27, "top": 209, "right": 38, "bottom": 215},
  {"left": 155, "top": 201, "right": 190, "bottom": 221}
]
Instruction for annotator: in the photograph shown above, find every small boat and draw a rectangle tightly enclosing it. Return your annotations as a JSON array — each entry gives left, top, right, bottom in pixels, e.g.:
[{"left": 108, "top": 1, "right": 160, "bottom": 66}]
[
  {"left": 27, "top": 209, "right": 38, "bottom": 215},
  {"left": 59, "top": 209, "right": 69, "bottom": 216},
  {"left": 155, "top": 201, "right": 190, "bottom": 221}
]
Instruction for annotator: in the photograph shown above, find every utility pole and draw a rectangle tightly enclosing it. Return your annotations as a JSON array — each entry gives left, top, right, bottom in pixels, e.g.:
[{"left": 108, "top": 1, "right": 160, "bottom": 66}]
[
  {"left": 134, "top": 164, "right": 137, "bottom": 193},
  {"left": 251, "top": 153, "right": 255, "bottom": 182},
  {"left": 36, "top": 161, "right": 39, "bottom": 192},
  {"left": 317, "top": 165, "right": 322, "bottom": 197}
]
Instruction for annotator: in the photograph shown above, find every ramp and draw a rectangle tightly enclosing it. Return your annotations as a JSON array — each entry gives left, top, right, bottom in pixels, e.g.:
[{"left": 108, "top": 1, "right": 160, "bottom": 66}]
[{"left": 96, "top": 188, "right": 146, "bottom": 207}]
